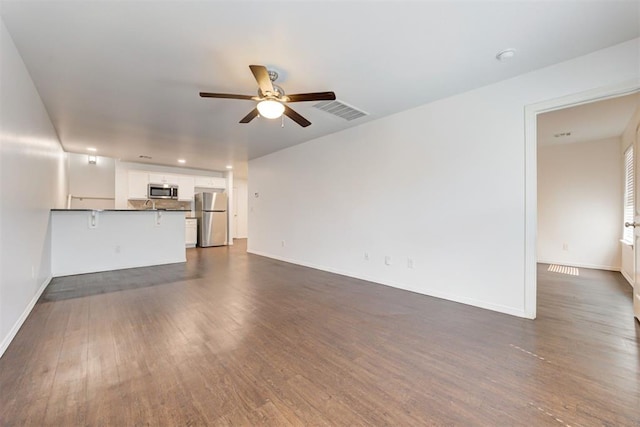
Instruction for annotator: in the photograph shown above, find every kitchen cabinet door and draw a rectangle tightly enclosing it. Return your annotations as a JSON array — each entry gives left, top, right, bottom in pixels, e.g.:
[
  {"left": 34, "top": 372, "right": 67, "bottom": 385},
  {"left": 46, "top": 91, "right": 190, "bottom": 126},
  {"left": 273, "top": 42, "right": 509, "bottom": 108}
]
[
  {"left": 194, "top": 176, "right": 213, "bottom": 188},
  {"left": 177, "top": 176, "right": 195, "bottom": 201},
  {"left": 185, "top": 218, "right": 197, "bottom": 247},
  {"left": 149, "top": 173, "right": 179, "bottom": 185},
  {"left": 210, "top": 177, "right": 227, "bottom": 189},
  {"left": 128, "top": 171, "right": 149, "bottom": 200},
  {"left": 194, "top": 176, "right": 226, "bottom": 189}
]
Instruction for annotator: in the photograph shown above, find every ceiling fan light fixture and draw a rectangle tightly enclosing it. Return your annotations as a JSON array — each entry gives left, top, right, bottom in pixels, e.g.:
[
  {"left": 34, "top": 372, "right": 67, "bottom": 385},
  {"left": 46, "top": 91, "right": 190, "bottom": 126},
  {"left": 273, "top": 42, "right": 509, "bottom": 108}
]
[{"left": 257, "top": 100, "right": 284, "bottom": 119}]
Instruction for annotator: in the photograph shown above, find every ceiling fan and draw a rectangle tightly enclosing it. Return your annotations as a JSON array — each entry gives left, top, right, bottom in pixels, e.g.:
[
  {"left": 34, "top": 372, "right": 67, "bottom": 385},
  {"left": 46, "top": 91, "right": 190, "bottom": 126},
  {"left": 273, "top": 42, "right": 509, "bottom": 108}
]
[{"left": 199, "top": 65, "right": 336, "bottom": 128}]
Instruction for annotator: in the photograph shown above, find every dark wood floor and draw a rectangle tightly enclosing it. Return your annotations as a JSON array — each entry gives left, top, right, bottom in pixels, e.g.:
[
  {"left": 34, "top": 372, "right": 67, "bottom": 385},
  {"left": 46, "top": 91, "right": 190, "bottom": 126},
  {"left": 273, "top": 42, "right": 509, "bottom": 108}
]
[{"left": 1, "top": 241, "right": 638, "bottom": 426}]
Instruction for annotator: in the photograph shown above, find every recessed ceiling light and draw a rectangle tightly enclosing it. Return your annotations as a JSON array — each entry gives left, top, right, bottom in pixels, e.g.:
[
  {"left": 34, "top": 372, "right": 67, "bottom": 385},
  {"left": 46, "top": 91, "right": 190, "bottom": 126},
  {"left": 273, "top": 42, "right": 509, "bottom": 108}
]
[
  {"left": 87, "top": 147, "right": 97, "bottom": 152},
  {"left": 226, "top": 165, "right": 233, "bottom": 169},
  {"left": 496, "top": 48, "right": 516, "bottom": 61},
  {"left": 554, "top": 132, "right": 572, "bottom": 138},
  {"left": 178, "top": 159, "right": 186, "bottom": 164}
]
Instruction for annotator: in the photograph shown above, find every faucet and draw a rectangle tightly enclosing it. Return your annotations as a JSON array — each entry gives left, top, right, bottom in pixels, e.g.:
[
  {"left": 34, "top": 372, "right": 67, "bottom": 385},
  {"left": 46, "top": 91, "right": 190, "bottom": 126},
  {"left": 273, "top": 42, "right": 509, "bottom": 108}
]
[{"left": 144, "top": 199, "right": 156, "bottom": 210}]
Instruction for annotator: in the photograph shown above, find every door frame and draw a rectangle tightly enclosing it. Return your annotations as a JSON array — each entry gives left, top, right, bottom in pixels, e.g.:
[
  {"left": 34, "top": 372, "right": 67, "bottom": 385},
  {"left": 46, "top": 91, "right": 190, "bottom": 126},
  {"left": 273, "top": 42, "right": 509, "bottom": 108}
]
[
  {"left": 524, "top": 80, "right": 640, "bottom": 319},
  {"left": 232, "top": 185, "right": 239, "bottom": 239}
]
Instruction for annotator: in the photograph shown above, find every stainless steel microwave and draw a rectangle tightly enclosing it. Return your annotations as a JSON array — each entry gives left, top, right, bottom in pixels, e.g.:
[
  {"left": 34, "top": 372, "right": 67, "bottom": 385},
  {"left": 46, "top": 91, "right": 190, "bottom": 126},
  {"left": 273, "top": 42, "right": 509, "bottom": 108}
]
[{"left": 148, "top": 183, "right": 178, "bottom": 199}]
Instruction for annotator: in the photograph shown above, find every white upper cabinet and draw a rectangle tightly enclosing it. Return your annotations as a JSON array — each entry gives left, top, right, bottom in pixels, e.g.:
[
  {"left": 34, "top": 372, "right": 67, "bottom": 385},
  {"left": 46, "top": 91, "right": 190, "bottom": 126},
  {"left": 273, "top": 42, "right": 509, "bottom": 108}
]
[
  {"left": 194, "top": 176, "right": 226, "bottom": 189},
  {"left": 148, "top": 173, "right": 179, "bottom": 185},
  {"left": 128, "top": 171, "right": 149, "bottom": 199},
  {"left": 127, "top": 171, "right": 224, "bottom": 201},
  {"left": 177, "top": 176, "right": 195, "bottom": 201}
]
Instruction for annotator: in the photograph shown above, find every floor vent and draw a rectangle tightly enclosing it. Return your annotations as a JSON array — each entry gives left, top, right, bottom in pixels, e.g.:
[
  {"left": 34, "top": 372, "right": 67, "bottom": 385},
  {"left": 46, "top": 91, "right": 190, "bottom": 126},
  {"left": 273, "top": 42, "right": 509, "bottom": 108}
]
[
  {"left": 313, "top": 100, "right": 368, "bottom": 121},
  {"left": 548, "top": 264, "right": 579, "bottom": 276}
]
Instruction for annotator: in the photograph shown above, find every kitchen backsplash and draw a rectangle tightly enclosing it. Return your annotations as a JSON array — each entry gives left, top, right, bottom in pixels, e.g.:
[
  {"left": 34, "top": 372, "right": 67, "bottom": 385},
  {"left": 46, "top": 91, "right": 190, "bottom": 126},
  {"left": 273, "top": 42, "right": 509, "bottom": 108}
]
[{"left": 127, "top": 199, "right": 192, "bottom": 210}]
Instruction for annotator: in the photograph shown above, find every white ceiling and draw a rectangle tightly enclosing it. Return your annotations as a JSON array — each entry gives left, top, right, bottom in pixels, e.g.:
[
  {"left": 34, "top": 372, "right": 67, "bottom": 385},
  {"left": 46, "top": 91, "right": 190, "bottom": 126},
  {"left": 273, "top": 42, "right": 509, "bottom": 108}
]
[
  {"left": 1, "top": 1, "right": 639, "bottom": 178},
  {"left": 537, "top": 92, "right": 640, "bottom": 146}
]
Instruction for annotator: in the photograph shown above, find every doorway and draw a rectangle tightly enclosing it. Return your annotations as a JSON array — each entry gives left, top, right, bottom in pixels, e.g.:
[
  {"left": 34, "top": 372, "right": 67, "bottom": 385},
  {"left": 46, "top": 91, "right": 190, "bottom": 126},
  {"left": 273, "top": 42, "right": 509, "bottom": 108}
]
[
  {"left": 537, "top": 94, "right": 639, "bottom": 272},
  {"left": 233, "top": 179, "right": 249, "bottom": 239},
  {"left": 524, "top": 82, "right": 640, "bottom": 319}
]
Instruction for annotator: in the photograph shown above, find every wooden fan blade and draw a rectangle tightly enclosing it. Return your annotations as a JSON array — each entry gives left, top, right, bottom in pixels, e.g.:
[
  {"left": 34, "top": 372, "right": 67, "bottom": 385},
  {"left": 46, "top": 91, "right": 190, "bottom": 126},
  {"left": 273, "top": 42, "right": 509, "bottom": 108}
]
[
  {"left": 239, "top": 108, "right": 259, "bottom": 124},
  {"left": 199, "top": 92, "right": 255, "bottom": 100},
  {"left": 249, "top": 65, "right": 275, "bottom": 95},
  {"left": 283, "top": 105, "right": 311, "bottom": 127},
  {"left": 285, "top": 92, "right": 336, "bottom": 103}
]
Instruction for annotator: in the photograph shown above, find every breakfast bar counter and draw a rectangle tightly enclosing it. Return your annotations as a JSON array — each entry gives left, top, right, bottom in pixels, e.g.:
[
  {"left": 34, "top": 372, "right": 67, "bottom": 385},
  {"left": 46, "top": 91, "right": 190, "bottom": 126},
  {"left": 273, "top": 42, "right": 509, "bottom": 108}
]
[{"left": 50, "top": 209, "right": 188, "bottom": 277}]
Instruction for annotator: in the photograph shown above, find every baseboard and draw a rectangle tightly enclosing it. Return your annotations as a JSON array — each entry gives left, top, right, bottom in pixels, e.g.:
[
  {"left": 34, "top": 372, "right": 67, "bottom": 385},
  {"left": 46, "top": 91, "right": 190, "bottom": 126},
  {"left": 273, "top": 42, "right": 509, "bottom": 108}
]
[
  {"left": 247, "top": 250, "right": 528, "bottom": 319},
  {"left": 0, "top": 276, "right": 51, "bottom": 359},
  {"left": 537, "top": 259, "right": 620, "bottom": 272},
  {"left": 621, "top": 269, "right": 634, "bottom": 288}
]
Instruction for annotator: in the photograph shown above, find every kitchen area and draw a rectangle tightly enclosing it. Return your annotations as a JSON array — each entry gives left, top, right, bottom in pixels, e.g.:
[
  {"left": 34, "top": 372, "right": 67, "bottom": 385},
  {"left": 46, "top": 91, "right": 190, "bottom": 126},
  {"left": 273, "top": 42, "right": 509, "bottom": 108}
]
[
  {"left": 125, "top": 172, "right": 230, "bottom": 249},
  {"left": 51, "top": 152, "right": 248, "bottom": 277}
]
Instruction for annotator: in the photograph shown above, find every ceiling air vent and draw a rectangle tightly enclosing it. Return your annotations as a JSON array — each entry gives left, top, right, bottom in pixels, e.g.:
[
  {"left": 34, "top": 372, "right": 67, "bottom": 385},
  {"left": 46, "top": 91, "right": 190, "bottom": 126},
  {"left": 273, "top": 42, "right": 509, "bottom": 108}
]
[{"left": 313, "top": 100, "right": 368, "bottom": 121}]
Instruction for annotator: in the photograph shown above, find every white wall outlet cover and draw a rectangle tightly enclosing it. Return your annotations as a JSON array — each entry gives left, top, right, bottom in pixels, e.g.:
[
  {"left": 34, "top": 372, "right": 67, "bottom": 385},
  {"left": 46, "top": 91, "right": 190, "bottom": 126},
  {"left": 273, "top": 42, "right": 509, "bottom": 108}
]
[{"left": 385, "top": 256, "right": 391, "bottom": 265}]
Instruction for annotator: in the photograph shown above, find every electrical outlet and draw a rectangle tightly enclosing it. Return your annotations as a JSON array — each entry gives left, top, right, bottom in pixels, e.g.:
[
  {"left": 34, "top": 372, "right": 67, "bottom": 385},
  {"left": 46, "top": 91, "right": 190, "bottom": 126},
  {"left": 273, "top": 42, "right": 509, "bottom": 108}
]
[
  {"left": 562, "top": 243, "right": 569, "bottom": 251},
  {"left": 281, "top": 240, "right": 286, "bottom": 247},
  {"left": 407, "top": 258, "right": 414, "bottom": 269},
  {"left": 385, "top": 256, "right": 391, "bottom": 266},
  {"left": 364, "top": 252, "right": 370, "bottom": 261},
  {"left": 115, "top": 245, "right": 121, "bottom": 254}
]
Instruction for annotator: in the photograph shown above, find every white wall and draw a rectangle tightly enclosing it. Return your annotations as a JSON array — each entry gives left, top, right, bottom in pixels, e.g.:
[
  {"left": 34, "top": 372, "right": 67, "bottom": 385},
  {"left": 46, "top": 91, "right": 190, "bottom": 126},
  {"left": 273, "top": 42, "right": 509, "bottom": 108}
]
[
  {"left": 620, "top": 106, "right": 640, "bottom": 285},
  {"left": 0, "top": 19, "right": 67, "bottom": 356},
  {"left": 249, "top": 38, "right": 640, "bottom": 318},
  {"left": 537, "top": 138, "right": 622, "bottom": 270},
  {"left": 68, "top": 152, "right": 115, "bottom": 209}
]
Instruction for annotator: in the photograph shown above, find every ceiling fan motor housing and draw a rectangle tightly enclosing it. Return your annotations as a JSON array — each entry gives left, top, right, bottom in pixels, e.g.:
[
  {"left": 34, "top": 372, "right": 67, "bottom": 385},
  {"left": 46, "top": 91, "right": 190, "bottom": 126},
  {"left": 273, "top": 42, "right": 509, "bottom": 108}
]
[{"left": 259, "top": 84, "right": 285, "bottom": 99}]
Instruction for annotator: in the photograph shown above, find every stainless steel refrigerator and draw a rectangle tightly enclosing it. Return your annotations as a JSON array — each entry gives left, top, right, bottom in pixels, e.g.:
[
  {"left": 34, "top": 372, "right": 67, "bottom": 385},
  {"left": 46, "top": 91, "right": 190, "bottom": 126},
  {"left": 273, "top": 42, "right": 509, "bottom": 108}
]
[{"left": 195, "top": 192, "right": 227, "bottom": 247}]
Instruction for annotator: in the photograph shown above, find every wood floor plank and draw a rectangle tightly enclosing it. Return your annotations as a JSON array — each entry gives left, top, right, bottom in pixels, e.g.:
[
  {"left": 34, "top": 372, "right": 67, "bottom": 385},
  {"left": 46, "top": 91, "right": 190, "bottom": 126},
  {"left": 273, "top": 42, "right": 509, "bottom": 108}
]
[{"left": 1, "top": 241, "right": 638, "bottom": 426}]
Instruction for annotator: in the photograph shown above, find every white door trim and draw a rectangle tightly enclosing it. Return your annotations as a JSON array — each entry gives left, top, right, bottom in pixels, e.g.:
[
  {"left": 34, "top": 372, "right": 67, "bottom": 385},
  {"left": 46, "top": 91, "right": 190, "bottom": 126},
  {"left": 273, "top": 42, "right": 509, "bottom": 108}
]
[{"left": 524, "top": 80, "right": 640, "bottom": 319}]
